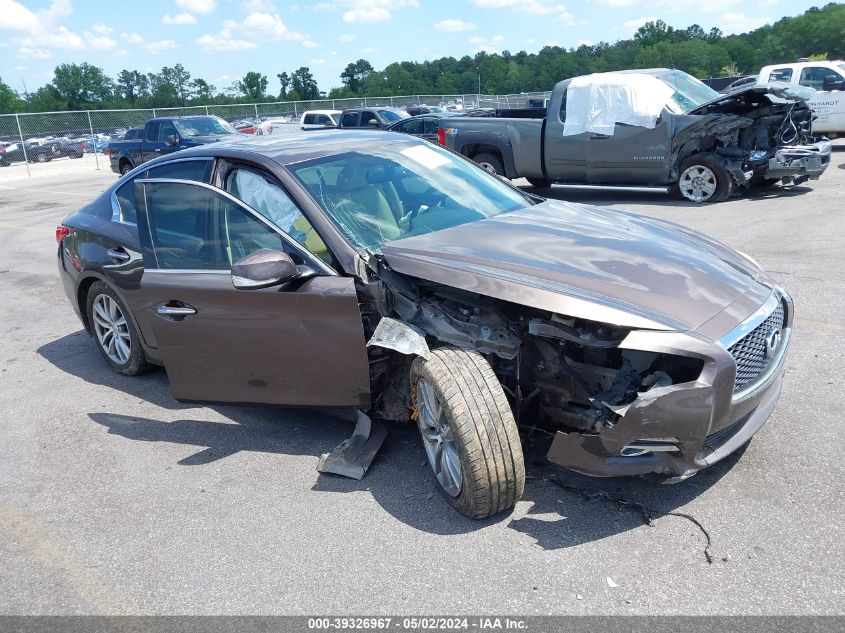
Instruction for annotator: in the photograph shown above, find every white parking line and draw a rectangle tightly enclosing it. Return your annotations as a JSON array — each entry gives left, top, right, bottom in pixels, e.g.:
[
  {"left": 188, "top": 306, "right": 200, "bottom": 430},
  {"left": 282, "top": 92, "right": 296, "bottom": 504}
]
[{"left": 0, "top": 184, "right": 93, "bottom": 198}]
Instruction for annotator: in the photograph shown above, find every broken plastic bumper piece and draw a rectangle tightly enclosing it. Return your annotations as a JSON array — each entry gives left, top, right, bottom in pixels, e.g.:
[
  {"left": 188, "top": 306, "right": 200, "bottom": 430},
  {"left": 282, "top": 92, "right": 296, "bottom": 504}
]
[
  {"left": 764, "top": 139, "right": 832, "bottom": 180},
  {"left": 317, "top": 410, "right": 387, "bottom": 480}
]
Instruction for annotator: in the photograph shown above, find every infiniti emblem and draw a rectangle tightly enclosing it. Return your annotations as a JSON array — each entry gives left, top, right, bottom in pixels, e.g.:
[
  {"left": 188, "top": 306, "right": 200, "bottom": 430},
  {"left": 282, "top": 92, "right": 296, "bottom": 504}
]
[{"left": 764, "top": 328, "right": 782, "bottom": 358}]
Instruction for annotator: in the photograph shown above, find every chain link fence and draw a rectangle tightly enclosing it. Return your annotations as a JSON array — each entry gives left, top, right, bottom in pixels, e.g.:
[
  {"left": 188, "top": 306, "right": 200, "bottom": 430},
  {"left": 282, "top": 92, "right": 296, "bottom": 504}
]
[{"left": 0, "top": 91, "right": 550, "bottom": 179}]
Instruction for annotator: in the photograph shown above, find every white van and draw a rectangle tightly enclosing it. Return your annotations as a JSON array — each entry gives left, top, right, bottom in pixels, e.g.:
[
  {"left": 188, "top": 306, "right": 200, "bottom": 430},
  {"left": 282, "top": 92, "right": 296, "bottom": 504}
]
[{"left": 757, "top": 61, "right": 845, "bottom": 138}]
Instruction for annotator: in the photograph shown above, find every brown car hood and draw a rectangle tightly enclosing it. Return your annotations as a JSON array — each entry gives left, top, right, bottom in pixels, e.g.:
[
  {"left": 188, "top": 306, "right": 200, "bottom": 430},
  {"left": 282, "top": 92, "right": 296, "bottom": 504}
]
[{"left": 380, "top": 199, "right": 774, "bottom": 332}]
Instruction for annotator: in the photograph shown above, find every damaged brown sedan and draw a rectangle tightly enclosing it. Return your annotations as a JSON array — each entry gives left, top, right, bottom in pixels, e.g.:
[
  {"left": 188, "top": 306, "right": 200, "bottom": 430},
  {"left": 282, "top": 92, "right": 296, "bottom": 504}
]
[{"left": 57, "top": 132, "right": 793, "bottom": 518}]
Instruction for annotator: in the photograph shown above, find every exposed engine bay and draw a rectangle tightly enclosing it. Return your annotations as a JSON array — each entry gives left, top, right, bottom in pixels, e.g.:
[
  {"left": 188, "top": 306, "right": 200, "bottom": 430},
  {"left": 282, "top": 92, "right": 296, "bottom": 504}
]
[{"left": 360, "top": 271, "right": 703, "bottom": 438}]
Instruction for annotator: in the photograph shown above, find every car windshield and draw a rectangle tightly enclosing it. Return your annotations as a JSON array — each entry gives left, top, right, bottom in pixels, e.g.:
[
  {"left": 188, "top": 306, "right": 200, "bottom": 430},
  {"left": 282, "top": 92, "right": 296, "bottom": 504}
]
[
  {"left": 656, "top": 70, "right": 721, "bottom": 113},
  {"left": 289, "top": 142, "right": 532, "bottom": 252},
  {"left": 378, "top": 109, "right": 409, "bottom": 123},
  {"left": 173, "top": 117, "right": 238, "bottom": 138}
]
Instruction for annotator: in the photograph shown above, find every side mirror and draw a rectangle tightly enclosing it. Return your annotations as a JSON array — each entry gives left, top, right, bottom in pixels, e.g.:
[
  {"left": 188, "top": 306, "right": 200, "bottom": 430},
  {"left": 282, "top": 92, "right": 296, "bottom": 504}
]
[
  {"left": 324, "top": 121, "right": 336, "bottom": 127},
  {"left": 367, "top": 120, "right": 382, "bottom": 128},
  {"left": 231, "top": 248, "right": 298, "bottom": 290},
  {"left": 165, "top": 134, "right": 179, "bottom": 146}
]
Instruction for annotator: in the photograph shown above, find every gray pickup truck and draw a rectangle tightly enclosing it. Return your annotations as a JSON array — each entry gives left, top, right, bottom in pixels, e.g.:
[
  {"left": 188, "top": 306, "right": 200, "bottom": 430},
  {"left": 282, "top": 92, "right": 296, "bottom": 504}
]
[{"left": 439, "top": 68, "right": 832, "bottom": 203}]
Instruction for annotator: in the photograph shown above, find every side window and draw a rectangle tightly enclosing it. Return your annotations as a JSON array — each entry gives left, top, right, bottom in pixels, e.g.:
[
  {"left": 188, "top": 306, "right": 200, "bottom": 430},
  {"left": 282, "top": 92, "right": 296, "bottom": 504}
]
[
  {"left": 140, "top": 181, "right": 300, "bottom": 271},
  {"left": 303, "top": 113, "right": 315, "bottom": 125},
  {"left": 768, "top": 68, "right": 793, "bottom": 82},
  {"left": 315, "top": 114, "right": 329, "bottom": 124},
  {"left": 147, "top": 159, "right": 211, "bottom": 182},
  {"left": 799, "top": 66, "right": 842, "bottom": 90},
  {"left": 423, "top": 118, "right": 440, "bottom": 135},
  {"left": 115, "top": 179, "right": 139, "bottom": 224},
  {"left": 361, "top": 111, "right": 378, "bottom": 127},
  {"left": 401, "top": 118, "right": 424, "bottom": 135},
  {"left": 158, "top": 120, "right": 177, "bottom": 142},
  {"left": 558, "top": 90, "right": 568, "bottom": 122},
  {"left": 145, "top": 122, "right": 159, "bottom": 142},
  {"left": 223, "top": 167, "right": 330, "bottom": 260},
  {"left": 341, "top": 112, "right": 358, "bottom": 127}
]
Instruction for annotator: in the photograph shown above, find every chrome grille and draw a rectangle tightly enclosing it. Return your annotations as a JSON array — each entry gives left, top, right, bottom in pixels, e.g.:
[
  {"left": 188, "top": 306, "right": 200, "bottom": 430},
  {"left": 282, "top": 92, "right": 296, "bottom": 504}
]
[{"left": 728, "top": 302, "right": 786, "bottom": 391}]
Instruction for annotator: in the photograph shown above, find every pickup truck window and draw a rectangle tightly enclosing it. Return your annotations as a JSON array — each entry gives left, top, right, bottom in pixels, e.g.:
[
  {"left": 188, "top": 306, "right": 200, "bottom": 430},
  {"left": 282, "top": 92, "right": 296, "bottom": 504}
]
[
  {"left": 341, "top": 112, "right": 358, "bottom": 128},
  {"left": 172, "top": 117, "right": 238, "bottom": 138},
  {"left": 558, "top": 90, "right": 568, "bottom": 122},
  {"left": 799, "top": 66, "right": 844, "bottom": 90},
  {"left": 768, "top": 68, "right": 794, "bottom": 82},
  {"left": 145, "top": 122, "right": 160, "bottom": 143},
  {"left": 159, "top": 121, "right": 177, "bottom": 142},
  {"left": 378, "top": 110, "right": 407, "bottom": 123},
  {"left": 361, "top": 111, "right": 378, "bottom": 126}
]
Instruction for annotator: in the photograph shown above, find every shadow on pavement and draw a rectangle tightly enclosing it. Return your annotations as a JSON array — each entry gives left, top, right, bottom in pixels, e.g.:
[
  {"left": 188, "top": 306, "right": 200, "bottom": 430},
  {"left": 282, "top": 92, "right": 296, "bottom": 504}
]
[{"left": 39, "top": 330, "right": 744, "bottom": 548}]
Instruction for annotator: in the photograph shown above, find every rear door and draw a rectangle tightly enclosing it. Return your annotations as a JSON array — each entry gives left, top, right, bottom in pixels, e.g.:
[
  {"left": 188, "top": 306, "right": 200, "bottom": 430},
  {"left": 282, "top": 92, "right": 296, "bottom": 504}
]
[
  {"left": 543, "top": 88, "right": 588, "bottom": 182},
  {"left": 586, "top": 116, "right": 673, "bottom": 185},
  {"left": 133, "top": 178, "right": 370, "bottom": 407},
  {"left": 141, "top": 122, "right": 160, "bottom": 163}
]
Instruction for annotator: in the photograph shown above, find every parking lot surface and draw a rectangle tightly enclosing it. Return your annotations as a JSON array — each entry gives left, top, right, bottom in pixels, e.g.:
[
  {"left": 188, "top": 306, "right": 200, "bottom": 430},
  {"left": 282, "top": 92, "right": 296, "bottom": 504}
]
[{"left": 1, "top": 148, "right": 843, "bottom": 615}]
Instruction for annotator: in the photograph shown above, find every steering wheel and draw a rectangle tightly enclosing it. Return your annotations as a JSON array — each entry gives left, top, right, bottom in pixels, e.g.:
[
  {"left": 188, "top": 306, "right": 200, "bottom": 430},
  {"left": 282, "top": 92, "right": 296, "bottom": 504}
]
[{"left": 406, "top": 187, "right": 448, "bottom": 231}]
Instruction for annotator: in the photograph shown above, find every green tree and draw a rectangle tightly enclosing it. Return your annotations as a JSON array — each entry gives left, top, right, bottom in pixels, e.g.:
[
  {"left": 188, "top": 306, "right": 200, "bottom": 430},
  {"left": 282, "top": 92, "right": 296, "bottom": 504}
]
[
  {"left": 340, "top": 59, "right": 374, "bottom": 95},
  {"left": 238, "top": 71, "right": 268, "bottom": 100},
  {"left": 0, "top": 76, "right": 23, "bottom": 113},
  {"left": 291, "top": 67, "right": 319, "bottom": 100},
  {"left": 51, "top": 63, "right": 113, "bottom": 109},
  {"left": 191, "top": 78, "right": 215, "bottom": 103},
  {"left": 277, "top": 72, "right": 290, "bottom": 98},
  {"left": 116, "top": 70, "right": 147, "bottom": 105}
]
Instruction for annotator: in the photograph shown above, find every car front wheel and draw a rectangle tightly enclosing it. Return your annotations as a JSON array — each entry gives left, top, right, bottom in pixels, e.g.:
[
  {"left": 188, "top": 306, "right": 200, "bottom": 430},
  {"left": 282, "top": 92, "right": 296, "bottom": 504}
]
[
  {"left": 673, "top": 153, "right": 733, "bottom": 203},
  {"left": 473, "top": 152, "right": 505, "bottom": 177},
  {"left": 411, "top": 346, "right": 525, "bottom": 519},
  {"left": 86, "top": 281, "right": 150, "bottom": 376}
]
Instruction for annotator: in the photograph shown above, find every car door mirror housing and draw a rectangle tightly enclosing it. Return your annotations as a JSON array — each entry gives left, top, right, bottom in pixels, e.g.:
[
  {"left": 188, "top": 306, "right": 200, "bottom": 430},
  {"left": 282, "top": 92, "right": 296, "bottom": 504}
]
[
  {"left": 231, "top": 248, "right": 298, "bottom": 289},
  {"left": 368, "top": 120, "right": 382, "bottom": 128},
  {"left": 165, "top": 135, "right": 179, "bottom": 146}
]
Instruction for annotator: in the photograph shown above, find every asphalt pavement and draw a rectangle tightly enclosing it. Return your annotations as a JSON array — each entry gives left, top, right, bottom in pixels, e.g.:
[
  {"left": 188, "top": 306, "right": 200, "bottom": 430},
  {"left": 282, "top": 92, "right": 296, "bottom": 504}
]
[{"left": 0, "top": 150, "right": 843, "bottom": 615}]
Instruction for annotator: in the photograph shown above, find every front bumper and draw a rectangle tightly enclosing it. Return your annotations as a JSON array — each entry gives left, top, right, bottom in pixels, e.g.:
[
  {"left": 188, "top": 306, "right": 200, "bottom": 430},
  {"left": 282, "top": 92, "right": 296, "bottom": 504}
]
[
  {"left": 547, "top": 289, "right": 793, "bottom": 479},
  {"left": 762, "top": 139, "right": 832, "bottom": 181}
]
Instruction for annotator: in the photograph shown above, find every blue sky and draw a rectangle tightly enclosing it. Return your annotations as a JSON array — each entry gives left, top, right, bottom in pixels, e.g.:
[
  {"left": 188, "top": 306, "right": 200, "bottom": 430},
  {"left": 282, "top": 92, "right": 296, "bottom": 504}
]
[{"left": 0, "top": 0, "right": 825, "bottom": 95}]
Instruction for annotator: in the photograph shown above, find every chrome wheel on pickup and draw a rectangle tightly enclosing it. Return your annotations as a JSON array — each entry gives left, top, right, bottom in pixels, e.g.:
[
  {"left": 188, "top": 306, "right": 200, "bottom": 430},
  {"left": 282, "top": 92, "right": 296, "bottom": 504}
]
[{"left": 675, "top": 153, "right": 733, "bottom": 203}]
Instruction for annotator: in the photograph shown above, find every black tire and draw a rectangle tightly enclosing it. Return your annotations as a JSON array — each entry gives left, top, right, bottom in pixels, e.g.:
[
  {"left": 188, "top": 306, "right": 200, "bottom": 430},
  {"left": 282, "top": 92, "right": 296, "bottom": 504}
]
[
  {"left": 473, "top": 152, "right": 505, "bottom": 177},
  {"left": 526, "top": 177, "right": 551, "bottom": 188},
  {"left": 35, "top": 153, "right": 50, "bottom": 163},
  {"left": 411, "top": 347, "right": 525, "bottom": 519},
  {"left": 119, "top": 161, "right": 132, "bottom": 176},
  {"left": 672, "top": 153, "right": 733, "bottom": 203},
  {"left": 86, "top": 281, "right": 150, "bottom": 376}
]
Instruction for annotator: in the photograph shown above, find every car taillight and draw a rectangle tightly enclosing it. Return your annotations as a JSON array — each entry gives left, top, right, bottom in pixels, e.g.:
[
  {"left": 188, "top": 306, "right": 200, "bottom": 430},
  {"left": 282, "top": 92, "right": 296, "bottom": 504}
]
[
  {"left": 55, "top": 225, "right": 70, "bottom": 243},
  {"left": 106, "top": 147, "right": 112, "bottom": 158},
  {"left": 437, "top": 127, "right": 445, "bottom": 145}
]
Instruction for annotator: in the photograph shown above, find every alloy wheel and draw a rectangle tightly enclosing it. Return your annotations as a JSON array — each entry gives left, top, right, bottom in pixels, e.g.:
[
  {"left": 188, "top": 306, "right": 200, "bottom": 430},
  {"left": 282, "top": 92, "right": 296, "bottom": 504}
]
[
  {"left": 679, "top": 165, "right": 718, "bottom": 203},
  {"left": 416, "top": 378, "right": 463, "bottom": 497},
  {"left": 91, "top": 294, "right": 131, "bottom": 365},
  {"left": 478, "top": 161, "right": 498, "bottom": 175}
]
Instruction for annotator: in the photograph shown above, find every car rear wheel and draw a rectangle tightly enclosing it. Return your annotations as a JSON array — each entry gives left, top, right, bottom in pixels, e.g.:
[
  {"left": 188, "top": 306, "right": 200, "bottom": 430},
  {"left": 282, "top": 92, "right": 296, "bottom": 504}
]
[
  {"left": 411, "top": 346, "right": 525, "bottom": 519},
  {"left": 120, "top": 162, "right": 132, "bottom": 176},
  {"left": 35, "top": 153, "right": 50, "bottom": 163},
  {"left": 674, "top": 153, "right": 732, "bottom": 203},
  {"left": 86, "top": 281, "right": 150, "bottom": 376},
  {"left": 473, "top": 152, "right": 505, "bottom": 177}
]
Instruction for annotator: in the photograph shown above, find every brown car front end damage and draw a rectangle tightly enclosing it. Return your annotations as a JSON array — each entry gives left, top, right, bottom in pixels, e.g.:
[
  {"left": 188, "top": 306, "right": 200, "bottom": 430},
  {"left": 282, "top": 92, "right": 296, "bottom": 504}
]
[
  {"left": 547, "top": 290, "right": 793, "bottom": 479},
  {"left": 377, "top": 199, "right": 793, "bottom": 480}
]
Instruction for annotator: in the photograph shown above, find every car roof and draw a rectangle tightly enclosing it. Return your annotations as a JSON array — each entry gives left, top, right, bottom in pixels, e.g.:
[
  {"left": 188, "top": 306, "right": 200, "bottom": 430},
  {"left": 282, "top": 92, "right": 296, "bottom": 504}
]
[
  {"left": 169, "top": 129, "right": 424, "bottom": 166},
  {"left": 340, "top": 106, "right": 404, "bottom": 113}
]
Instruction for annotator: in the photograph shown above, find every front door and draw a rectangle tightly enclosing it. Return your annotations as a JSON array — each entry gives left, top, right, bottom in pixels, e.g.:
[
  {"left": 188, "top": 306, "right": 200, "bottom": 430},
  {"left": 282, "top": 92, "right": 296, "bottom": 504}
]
[
  {"left": 543, "top": 88, "right": 588, "bottom": 183},
  {"left": 134, "top": 178, "right": 370, "bottom": 408},
  {"left": 586, "top": 116, "right": 673, "bottom": 185}
]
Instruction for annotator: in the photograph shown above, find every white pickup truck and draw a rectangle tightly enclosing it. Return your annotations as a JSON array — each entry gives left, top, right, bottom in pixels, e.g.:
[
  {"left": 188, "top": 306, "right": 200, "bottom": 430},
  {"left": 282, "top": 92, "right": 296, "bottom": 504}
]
[{"left": 757, "top": 61, "right": 845, "bottom": 138}]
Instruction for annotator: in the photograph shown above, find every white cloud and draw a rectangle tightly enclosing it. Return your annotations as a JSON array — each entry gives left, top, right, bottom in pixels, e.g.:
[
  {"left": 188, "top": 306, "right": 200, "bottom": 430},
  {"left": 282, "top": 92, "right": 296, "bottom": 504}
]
[
  {"left": 338, "top": 33, "right": 356, "bottom": 42},
  {"left": 470, "top": 34, "right": 505, "bottom": 53},
  {"left": 196, "top": 29, "right": 257, "bottom": 52},
  {"left": 243, "top": 0, "right": 277, "bottom": 10},
  {"left": 310, "top": 58, "right": 326, "bottom": 64},
  {"left": 302, "top": 39, "right": 319, "bottom": 47},
  {"left": 313, "top": 2, "right": 335, "bottom": 10},
  {"left": 343, "top": 7, "right": 390, "bottom": 23},
  {"left": 122, "top": 31, "right": 178, "bottom": 54},
  {"left": 221, "top": 11, "right": 305, "bottom": 40},
  {"left": 758, "top": 0, "right": 778, "bottom": 6},
  {"left": 0, "top": 0, "right": 40, "bottom": 31},
  {"left": 361, "top": 47, "right": 379, "bottom": 53},
  {"left": 596, "top": 0, "right": 739, "bottom": 12},
  {"left": 91, "top": 23, "right": 114, "bottom": 36},
  {"left": 469, "top": 0, "right": 572, "bottom": 18},
  {"left": 434, "top": 19, "right": 477, "bottom": 32},
  {"left": 623, "top": 16, "right": 658, "bottom": 34},
  {"left": 526, "top": 37, "right": 536, "bottom": 44},
  {"left": 162, "top": 12, "right": 198, "bottom": 25},
  {"left": 175, "top": 0, "right": 216, "bottom": 14},
  {"left": 84, "top": 31, "right": 117, "bottom": 50},
  {"left": 18, "top": 47, "right": 52, "bottom": 59},
  {"left": 719, "top": 12, "right": 771, "bottom": 33},
  {"left": 14, "top": 64, "right": 26, "bottom": 70}
]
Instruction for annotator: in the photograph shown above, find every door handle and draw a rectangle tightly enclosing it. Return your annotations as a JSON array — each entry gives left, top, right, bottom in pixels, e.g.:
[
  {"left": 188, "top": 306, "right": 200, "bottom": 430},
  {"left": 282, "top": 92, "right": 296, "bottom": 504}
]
[
  {"left": 154, "top": 148, "right": 161, "bottom": 152},
  {"left": 156, "top": 303, "right": 197, "bottom": 319},
  {"left": 106, "top": 247, "right": 130, "bottom": 263},
  {"left": 590, "top": 133, "right": 610, "bottom": 139}
]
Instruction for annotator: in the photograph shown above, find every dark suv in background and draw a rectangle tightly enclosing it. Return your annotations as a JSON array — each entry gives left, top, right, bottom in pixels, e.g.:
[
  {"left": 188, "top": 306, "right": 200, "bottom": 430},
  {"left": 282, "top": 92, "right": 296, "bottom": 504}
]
[{"left": 338, "top": 107, "right": 409, "bottom": 129}]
